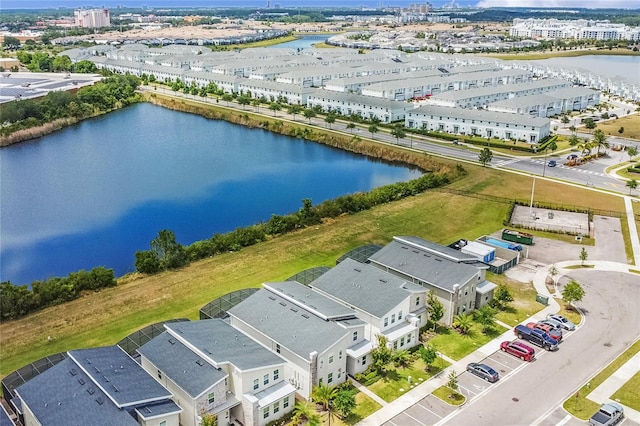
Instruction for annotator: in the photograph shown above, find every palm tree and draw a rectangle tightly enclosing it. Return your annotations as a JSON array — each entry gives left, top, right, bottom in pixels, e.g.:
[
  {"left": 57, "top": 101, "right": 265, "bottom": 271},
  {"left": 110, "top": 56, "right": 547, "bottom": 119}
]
[
  {"left": 292, "top": 400, "right": 319, "bottom": 425},
  {"left": 626, "top": 179, "right": 638, "bottom": 194},
  {"left": 392, "top": 349, "right": 413, "bottom": 368},
  {"left": 452, "top": 313, "right": 473, "bottom": 334},
  {"left": 311, "top": 383, "right": 337, "bottom": 411},
  {"left": 592, "top": 129, "right": 609, "bottom": 157}
]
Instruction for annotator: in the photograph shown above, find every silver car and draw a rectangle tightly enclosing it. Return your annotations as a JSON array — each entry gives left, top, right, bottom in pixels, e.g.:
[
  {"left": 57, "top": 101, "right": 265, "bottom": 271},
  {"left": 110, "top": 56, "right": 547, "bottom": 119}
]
[{"left": 546, "top": 314, "right": 576, "bottom": 331}]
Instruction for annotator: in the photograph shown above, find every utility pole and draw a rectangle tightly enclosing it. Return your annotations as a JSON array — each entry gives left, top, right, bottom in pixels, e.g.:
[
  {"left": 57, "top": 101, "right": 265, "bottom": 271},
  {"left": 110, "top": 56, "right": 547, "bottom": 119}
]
[{"left": 529, "top": 176, "right": 536, "bottom": 219}]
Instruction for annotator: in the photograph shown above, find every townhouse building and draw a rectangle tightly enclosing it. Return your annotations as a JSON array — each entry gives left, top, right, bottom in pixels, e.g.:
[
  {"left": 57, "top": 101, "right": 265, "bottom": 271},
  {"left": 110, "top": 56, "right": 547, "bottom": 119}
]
[
  {"left": 138, "top": 319, "right": 295, "bottom": 426},
  {"left": 306, "top": 91, "right": 409, "bottom": 123},
  {"left": 15, "top": 346, "right": 181, "bottom": 426},
  {"left": 487, "top": 87, "right": 600, "bottom": 117},
  {"left": 406, "top": 104, "right": 550, "bottom": 143},
  {"left": 368, "top": 236, "right": 497, "bottom": 325}
]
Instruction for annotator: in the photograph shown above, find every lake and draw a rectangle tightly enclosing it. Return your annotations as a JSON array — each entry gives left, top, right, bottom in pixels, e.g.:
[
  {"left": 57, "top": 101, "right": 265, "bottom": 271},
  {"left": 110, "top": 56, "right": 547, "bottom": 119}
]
[{"left": 0, "top": 103, "right": 420, "bottom": 285}]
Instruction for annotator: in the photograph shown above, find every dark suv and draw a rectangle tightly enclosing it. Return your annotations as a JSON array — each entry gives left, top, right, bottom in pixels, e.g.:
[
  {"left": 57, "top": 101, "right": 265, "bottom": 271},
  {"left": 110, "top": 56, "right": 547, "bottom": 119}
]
[{"left": 515, "top": 324, "right": 559, "bottom": 351}]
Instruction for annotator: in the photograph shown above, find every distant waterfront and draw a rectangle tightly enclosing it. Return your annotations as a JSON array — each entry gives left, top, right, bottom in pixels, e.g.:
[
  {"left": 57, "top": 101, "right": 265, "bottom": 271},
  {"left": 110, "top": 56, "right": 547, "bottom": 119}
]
[
  {"left": 0, "top": 103, "right": 420, "bottom": 285},
  {"left": 515, "top": 55, "right": 640, "bottom": 85}
]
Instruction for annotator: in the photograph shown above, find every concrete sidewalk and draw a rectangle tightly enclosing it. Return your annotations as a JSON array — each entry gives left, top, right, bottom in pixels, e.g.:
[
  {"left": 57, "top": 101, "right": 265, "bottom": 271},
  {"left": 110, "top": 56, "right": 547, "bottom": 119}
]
[{"left": 586, "top": 350, "right": 640, "bottom": 424}]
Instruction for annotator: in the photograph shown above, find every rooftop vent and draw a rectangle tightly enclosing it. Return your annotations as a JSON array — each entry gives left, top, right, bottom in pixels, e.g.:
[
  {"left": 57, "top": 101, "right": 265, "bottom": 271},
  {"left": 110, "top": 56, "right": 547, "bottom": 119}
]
[
  {"left": 302, "top": 314, "right": 310, "bottom": 319},
  {"left": 279, "top": 302, "right": 286, "bottom": 306},
  {"left": 168, "top": 338, "right": 176, "bottom": 345},
  {"left": 196, "top": 359, "right": 204, "bottom": 366},
  {"left": 96, "top": 397, "right": 104, "bottom": 405},
  {"left": 87, "top": 387, "right": 95, "bottom": 395},
  {"left": 112, "top": 384, "right": 120, "bottom": 392},
  {"left": 77, "top": 378, "right": 85, "bottom": 385},
  {"left": 70, "top": 369, "right": 77, "bottom": 376},
  {"left": 268, "top": 296, "right": 276, "bottom": 301},
  {"left": 94, "top": 366, "right": 101, "bottom": 374}
]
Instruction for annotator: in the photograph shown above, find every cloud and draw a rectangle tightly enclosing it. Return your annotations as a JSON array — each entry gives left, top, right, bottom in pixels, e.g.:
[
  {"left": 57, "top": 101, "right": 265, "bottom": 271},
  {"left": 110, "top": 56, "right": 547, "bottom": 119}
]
[{"left": 475, "top": 0, "right": 634, "bottom": 8}]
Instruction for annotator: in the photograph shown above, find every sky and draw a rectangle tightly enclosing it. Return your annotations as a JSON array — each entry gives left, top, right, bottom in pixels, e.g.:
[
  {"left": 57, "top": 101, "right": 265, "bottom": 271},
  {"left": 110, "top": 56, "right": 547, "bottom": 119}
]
[{"left": 0, "top": 0, "right": 637, "bottom": 9}]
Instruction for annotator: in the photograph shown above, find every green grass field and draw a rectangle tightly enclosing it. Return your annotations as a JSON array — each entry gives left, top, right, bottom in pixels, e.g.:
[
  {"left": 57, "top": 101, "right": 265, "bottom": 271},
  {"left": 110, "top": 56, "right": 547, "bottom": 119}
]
[
  {"left": 432, "top": 386, "right": 466, "bottom": 406},
  {"left": 368, "top": 357, "right": 449, "bottom": 402},
  {"left": 611, "top": 370, "right": 640, "bottom": 411}
]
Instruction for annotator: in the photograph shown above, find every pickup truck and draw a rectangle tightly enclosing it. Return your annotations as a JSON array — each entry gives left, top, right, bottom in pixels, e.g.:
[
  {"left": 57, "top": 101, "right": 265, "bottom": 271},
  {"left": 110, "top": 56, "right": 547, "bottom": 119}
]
[
  {"left": 589, "top": 402, "right": 624, "bottom": 426},
  {"left": 514, "top": 324, "right": 558, "bottom": 351}
]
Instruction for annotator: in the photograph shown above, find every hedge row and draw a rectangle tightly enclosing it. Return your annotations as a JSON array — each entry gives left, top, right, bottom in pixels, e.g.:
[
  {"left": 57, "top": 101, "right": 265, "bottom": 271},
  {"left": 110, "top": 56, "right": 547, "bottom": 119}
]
[{"left": 0, "top": 267, "right": 116, "bottom": 321}]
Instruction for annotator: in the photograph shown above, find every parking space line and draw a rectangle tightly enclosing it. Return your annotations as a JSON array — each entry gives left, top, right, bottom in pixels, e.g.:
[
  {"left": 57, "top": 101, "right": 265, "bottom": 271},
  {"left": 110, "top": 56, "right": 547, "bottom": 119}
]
[
  {"left": 403, "top": 411, "right": 428, "bottom": 426},
  {"left": 486, "top": 356, "right": 514, "bottom": 370},
  {"left": 414, "top": 402, "right": 443, "bottom": 419},
  {"left": 556, "top": 414, "right": 573, "bottom": 426}
]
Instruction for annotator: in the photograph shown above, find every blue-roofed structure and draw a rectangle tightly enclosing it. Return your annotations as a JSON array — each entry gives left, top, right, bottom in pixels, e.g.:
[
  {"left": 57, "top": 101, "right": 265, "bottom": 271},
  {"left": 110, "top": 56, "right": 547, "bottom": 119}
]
[
  {"left": 13, "top": 347, "right": 182, "bottom": 426},
  {"left": 138, "top": 319, "right": 295, "bottom": 426}
]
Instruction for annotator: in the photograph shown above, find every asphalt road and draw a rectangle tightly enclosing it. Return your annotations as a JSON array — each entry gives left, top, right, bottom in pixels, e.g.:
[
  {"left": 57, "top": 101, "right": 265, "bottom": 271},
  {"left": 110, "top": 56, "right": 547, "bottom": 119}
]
[{"left": 438, "top": 270, "right": 639, "bottom": 426}]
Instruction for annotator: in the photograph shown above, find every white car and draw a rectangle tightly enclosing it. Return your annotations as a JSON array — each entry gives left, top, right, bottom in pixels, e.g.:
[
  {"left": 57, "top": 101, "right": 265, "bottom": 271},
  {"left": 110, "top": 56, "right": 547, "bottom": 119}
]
[{"left": 546, "top": 314, "right": 576, "bottom": 331}]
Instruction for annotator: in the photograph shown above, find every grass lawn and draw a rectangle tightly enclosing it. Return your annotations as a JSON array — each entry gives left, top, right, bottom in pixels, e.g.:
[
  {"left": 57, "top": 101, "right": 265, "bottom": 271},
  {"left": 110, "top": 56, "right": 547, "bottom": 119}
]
[
  {"left": 368, "top": 357, "right": 449, "bottom": 402},
  {"left": 563, "top": 339, "right": 640, "bottom": 419},
  {"left": 556, "top": 304, "right": 582, "bottom": 326},
  {"left": 584, "top": 114, "right": 640, "bottom": 141},
  {"left": 611, "top": 371, "right": 640, "bottom": 411},
  {"left": 332, "top": 391, "right": 382, "bottom": 426},
  {"left": 432, "top": 386, "right": 466, "bottom": 406},
  {"left": 427, "top": 323, "right": 507, "bottom": 361},
  {"left": 489, "top": 273, "right": 543, "bottom": 326},
  {"left": 0, "top": 133, "right": 626, "bottom": 381},
  {"left": 564, "top": 264, "right": 595, "bottom": 269},
  {"left": 484, "top": 48, "right": 640, "bottom": 61}
]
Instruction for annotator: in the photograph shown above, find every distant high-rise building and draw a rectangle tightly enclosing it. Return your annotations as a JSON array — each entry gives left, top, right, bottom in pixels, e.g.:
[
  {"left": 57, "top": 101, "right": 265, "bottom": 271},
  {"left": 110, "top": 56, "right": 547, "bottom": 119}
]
[{"left": 74, "top": 9, "right": 111, "bottom": 28}]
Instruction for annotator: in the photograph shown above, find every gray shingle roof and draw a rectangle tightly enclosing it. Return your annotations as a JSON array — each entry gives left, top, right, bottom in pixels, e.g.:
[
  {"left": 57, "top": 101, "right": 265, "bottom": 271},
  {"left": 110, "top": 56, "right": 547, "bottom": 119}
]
[
  {"left": 228, "top": 289, "right": 350, "bottom": 359},
  {"left": 15, "top": 358, "right": 140, "bottom": 426},
  {"left": 68, "top": 346, "right": 172, "bottom": 408},
  {"left": 368, "top": 236, "right": 480, "bottom": 293},
  {"left": 431, "top": 78, "right": 569, "bottom": 101},
  {"left": 138, "top": 331, "right": 227, "bottom": 398},
  {"left": 310, "top": 259, "right": 424, "bottom": 318},
  {"left": 409, "top": 104, "right": 550, "bottom": 127},
  {"left": 135, "top": 400, "right": 182, "bottom": 421},
  {"left": 165, "top": 319, "right": 285, "bottom": 372},
  {"left": 263, "top": 281, "right": 356, "bottom": 320},
  {"left": 308, "top": 91, "right": 408, "bottom": 110}
]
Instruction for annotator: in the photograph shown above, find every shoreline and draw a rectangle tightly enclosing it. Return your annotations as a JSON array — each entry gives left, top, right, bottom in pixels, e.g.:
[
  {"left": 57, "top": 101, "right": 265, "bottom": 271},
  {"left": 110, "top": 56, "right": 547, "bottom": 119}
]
[{"left": 481, "top": 48, "right": 640, "bottom": 61}]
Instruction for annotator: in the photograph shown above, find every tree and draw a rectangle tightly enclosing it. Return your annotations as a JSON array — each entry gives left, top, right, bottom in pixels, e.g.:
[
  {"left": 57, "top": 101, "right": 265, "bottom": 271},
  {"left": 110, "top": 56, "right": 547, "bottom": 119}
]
[
  {"left": 303, "top": 108, "right": 317, "bottom": 123},
  {"left": 392, "top": 349, "right": 413, "bottom": 368},
  {"left": 134, "top": 250, "right": 161, "bottom": 274},
  {"left": 579, "top": 247, "right": 588, "bottom": 266},
  {"left": 269, "top": 102, "right": 281, "bottom": 116},
  {"left": 426, "top": 290, "right": 444, "bottom": 330},
  {"left": 561, "top": 115, "right": 570, "bottom": 124},
  {"left": 478, "top": 147, "right": 493, "bottom": 167},
  {"left": 221, "top": 93, "right": 233, "bottom": 105},
  {"left": 491, "top": 284, "right": 513, "bottom": 310},
  {"left": 592, "top": 129, "right": 609, "bottom": 156},
  {"left": 287, "top": 104, "right": 301, "bottom": 120},
  {"left": 584, "top": 118, "right": 596, "bottom": 130},
  {"left": 569, "top": 125, "right": 577, "bottom": 134},
  {"left": 151, "top": 229, "right": 187, "bottom": 269},
  {"left": 237, "top": 95, "right": 250, "bottom": 109},
  {"left": 324, "top": 112, "right": 336, "bottom": 129},
  {"left": 370, "top": 335, "right": 393, "bottom": 374},
  {"left": 200, "top": 413, "right": 217, "bottom": 426},
  {"left": 562, "top": 279, "right": 585, "bottom": 307},
  {"left": 627, "top": 145, "right": 638, "bottom": 161},
  {"left": 368, "top": 123, "right": 378, "bottom": 139},
  {"left": 418, "top": 345, "right": 438, "bottom": 372},
  {"left": 626, "top": 179, "right": 638, "bottom": 194},
  {"left": 391, "top": 124, "right": 406, "bottom": 145},
  {"left": 73, "top": 60, "right": 98, "bottom": 73},
  {"left": 452, "top": 313, "right": 473, "bottom": 334},
  {"left": 311, "top": 383, "right": 337, "bottom": 411},
  {"left": 447, "top": 370, "right": 459, "bottom": 397},
  {"left": 473, "top": 305, "right": 496, "bottom": 333},
  {"left": 346, "top": 122, "right": 356, "bottom": 133},
  {"left": 52, "top": 55, "right": 72, "bottom": 72},
  {"left": 618, "top": 126, "right": 624, "bottom": 135},
  {"left": 292, "top": 400, "right": 320, "bottom": 426},
  {"left": 568, "top": 134, "right": 579, "bottom": 147},
  {"left": 2, "top": 35, "right": 20, "bottom": 48},
  {"left": 333, "top": 389, "right": 356, "bottom": 419}
]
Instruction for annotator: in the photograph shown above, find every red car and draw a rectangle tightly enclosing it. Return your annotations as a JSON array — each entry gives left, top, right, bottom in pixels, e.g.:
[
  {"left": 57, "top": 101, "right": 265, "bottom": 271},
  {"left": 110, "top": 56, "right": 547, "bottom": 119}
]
[
  {"left": 526, "top": 322, "right": 562, "bottom": 342},
  {"left": 500, "top": 340, "right": 535, "bottom": 362}
]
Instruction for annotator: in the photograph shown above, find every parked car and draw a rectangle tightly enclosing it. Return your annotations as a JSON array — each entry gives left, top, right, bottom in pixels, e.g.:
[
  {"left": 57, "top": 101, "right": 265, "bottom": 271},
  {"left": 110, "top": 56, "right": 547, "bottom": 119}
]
[
  {"left": 514, "top": 324, "right": 559, "bottom": 351},
  {"left": 546, "top": 314, "right": 576, "bottom": 331},
  {"left": 466, "top": 362, "right": 499, "bottom": 382},
  {"left": 540, "top": 318, "right": 564, "bottom": 331},
  {"left": 589, "top": 402, "right": 624, "bottom": 426},
  {"left": 527, "top": 322, "right": 562, "bottom": 342},
  {"left": 547, "top": 160, "right": 557, "bottom": 167},
  {"left": 500, "top": 340, "right": 535, "bottom": 361}
]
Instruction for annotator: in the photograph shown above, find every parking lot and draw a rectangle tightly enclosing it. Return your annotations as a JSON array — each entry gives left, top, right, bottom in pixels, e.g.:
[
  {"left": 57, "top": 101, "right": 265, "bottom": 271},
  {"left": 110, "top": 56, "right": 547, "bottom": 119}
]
[{"left": 383, "top": 324, "right": 577, "bottom": 426}]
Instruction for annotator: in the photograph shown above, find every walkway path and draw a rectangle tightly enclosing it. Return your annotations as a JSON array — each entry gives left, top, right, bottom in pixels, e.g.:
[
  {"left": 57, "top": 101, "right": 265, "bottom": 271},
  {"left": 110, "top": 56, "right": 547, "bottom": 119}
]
[{"left": 586, "top": 351, "right": 640, "bottom": 424}]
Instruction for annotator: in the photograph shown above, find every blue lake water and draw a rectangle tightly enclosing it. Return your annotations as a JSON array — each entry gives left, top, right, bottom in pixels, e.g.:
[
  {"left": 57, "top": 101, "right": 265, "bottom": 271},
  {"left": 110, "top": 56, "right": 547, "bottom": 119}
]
[
  {"left": 269, "top": 34, "right": 329, "bottom": 50},
  {"left": 0, "top": 102, "right": 420, "bottom": 285}
]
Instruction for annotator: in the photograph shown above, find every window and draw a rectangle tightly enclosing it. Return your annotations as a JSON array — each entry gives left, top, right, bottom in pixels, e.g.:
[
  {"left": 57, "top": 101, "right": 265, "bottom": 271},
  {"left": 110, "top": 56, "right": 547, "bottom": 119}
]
[
  {"left": 398, "top": 311, "right": 402, "bottom": 320},
  {"left": 264, "top": 374, "right": 269, "bottom": 385},
  {"left": 416, "top": 297, "right": 420, "bottom": 306},
  {"left": 393, "top": 341, "right": 398, "bottom": 349},
  {"left": 274, "top": 401, "right": 280, "bottom": 414},
  {"left": 328, "top": 373, "right": 333, "bottom": 383},
  {"left": 274, "top": 369, "right": 279, "bottom": 380},
  {"left": 339, "top": 351, "right": 343, "bottom": 359},
  {"left": 338, "top": 368, "right": 342, "bottom": 378},
  {"left": 157, "top": 370, "right": 162, "bottom": 380},
  {"left": 276, "top": 343, "right": 280, "bottom": 354},
  {"left": 353, "top": 331, "right": 358, "bottom": 341},
  {"left": 263, "top": 407, "right": 269, "bottom": 419},
  {"left": 384, "top": 317, "right": 388, "bottom": 327},
  {"left": 400, "top": 337, "right": 405, "bottom": 347},
  {"left": 407, "top": 333, "right": 412, "bottom": 343},
  {"left": 284, "top": 396, "right": 290, "bottom": 409},
  {"left": 253, "top": 379, "right": 259, "bottom": 390},
  {"left": 391, "top": 314, "right": 396, "bottom": 324},
  {"left": 160, "top": 421, "right": 166, "bottom": 426},
  {"left": 329, "top": 354, "right": 334, "bottom": 364},
  {"left": 208, "top": 392, "right": 215, "bottom": 405},
  {"left": 362, "top": 356, "right": 367, "bottom": 365}
]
